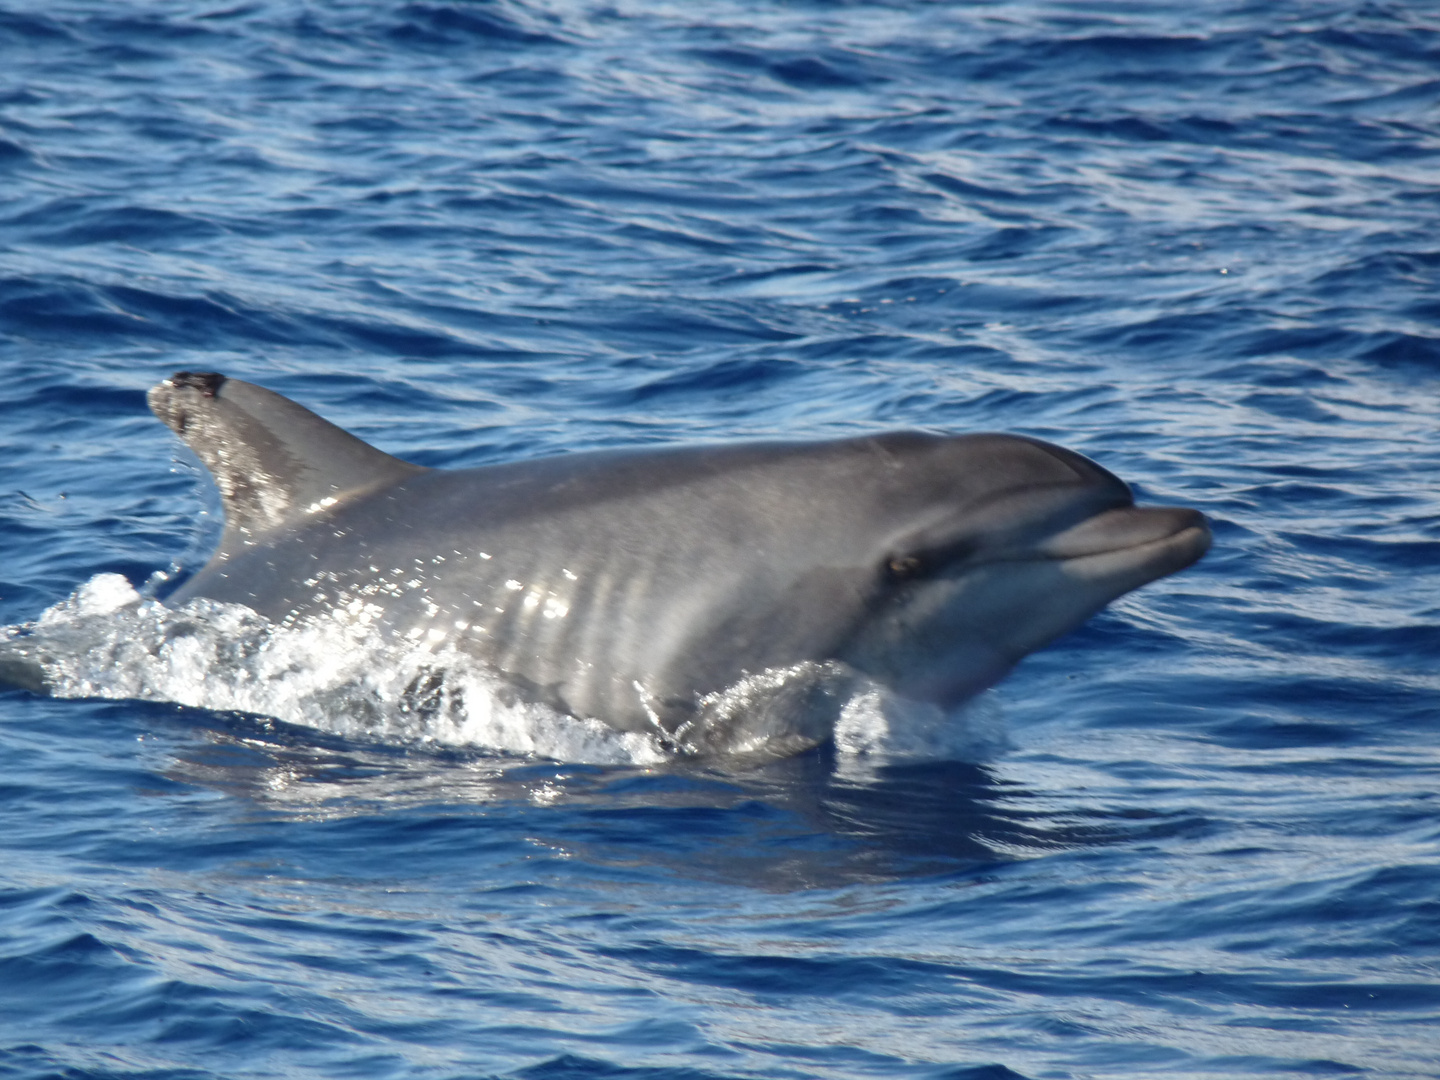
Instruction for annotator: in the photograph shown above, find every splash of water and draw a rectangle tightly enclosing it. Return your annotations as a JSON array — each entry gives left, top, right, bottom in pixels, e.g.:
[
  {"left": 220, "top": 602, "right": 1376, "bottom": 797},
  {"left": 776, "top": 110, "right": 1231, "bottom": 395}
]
[{"left": 2, "top": 574, "right": 1006, "bottom": 765}]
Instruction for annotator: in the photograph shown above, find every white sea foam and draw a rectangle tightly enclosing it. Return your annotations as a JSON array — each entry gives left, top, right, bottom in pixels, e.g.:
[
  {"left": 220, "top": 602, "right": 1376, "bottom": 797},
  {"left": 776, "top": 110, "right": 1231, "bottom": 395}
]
[{"left": 2, "top": 574, "right": 1006, "bottom": 765}]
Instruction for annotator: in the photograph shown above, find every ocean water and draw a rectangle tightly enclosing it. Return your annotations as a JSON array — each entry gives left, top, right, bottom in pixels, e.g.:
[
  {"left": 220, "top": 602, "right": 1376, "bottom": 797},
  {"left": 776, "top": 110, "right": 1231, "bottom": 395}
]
[{"left": 2, "top": 1, "right": 1439, "bottom": 1077}]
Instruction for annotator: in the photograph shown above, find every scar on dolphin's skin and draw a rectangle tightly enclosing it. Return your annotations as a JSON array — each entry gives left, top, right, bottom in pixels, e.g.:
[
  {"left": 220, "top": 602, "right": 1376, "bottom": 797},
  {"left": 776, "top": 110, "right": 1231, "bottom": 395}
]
[{"left": 127, "top": 373, "right": 1213, "bottom": 755}]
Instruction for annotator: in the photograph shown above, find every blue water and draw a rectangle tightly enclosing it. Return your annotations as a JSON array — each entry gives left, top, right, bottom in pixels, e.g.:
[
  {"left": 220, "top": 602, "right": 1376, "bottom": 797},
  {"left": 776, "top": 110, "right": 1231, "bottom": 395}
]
[{"left": 2, "top": 1, "right": 1439, "bottom": 1076}]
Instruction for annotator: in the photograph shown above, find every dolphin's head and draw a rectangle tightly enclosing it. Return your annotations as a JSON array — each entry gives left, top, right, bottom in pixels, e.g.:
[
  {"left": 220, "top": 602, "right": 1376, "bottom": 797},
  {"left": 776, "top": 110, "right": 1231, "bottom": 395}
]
[{"left": 825, "top": 434, "right": 1211, "bottom": 706}]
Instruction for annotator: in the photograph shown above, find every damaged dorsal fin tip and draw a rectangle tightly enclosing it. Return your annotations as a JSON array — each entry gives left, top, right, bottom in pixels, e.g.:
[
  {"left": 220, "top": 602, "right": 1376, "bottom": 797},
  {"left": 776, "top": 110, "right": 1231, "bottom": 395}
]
[
  {"left": 148, "top": 372, "right": 425, "bottom": 555},
  {"left": 168, "top": 371, "right": 226, "bottom": 397}
]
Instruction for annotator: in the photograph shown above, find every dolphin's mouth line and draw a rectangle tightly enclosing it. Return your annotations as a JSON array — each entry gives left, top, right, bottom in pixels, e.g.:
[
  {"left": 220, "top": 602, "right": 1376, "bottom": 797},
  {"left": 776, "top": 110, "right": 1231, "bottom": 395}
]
[
  {"left": 899, "top": 504, "right": 1210, "bottom": 577},
  {"left": 1029, "top": 506, "right": 1210, "bottom": 563},
  {"left": 1048, "top": 521, "right": 1210, "bottom": 561},
  {"left": 955, "top": 516, "right": 1211, "bottom": 571}
]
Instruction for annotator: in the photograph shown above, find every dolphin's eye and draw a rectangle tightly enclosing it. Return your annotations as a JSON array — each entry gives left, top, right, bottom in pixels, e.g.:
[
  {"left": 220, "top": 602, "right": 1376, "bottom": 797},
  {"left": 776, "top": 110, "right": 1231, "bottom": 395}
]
[{"left": 887, "top": 555, "right": 924, "bottom": 580}]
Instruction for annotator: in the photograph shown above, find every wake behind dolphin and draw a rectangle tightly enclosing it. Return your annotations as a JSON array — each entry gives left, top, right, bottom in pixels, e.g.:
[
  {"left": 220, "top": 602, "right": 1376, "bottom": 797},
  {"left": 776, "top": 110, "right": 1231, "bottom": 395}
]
[{"left": 3, "top": 373, "right": 1210, "bottom": 760}]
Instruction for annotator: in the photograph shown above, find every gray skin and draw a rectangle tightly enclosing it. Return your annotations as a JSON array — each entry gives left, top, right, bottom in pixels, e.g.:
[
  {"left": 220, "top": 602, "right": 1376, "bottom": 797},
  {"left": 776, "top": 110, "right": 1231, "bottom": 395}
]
[{"left": 147, "top": 373, "right": 1211, "bottom": 742}]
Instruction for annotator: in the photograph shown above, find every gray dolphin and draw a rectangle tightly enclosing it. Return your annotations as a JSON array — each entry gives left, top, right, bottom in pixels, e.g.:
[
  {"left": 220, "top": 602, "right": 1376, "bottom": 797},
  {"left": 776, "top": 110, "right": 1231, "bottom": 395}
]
[{"left": 144, "top": 372, "right": 1209, "bottom": 747}]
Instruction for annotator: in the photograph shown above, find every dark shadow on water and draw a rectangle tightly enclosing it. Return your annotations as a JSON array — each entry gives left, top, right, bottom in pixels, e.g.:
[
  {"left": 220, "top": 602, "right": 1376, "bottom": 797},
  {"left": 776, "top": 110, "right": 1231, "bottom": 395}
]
[{"left": 140, "top": 704, "right": 1186, "bottom": 890}]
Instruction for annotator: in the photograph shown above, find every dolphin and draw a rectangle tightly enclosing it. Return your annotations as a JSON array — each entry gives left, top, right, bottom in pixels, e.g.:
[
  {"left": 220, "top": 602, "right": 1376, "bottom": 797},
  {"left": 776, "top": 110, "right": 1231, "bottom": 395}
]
[{"left": 137, "top": 371, "right": 1210, "bottom": 750}]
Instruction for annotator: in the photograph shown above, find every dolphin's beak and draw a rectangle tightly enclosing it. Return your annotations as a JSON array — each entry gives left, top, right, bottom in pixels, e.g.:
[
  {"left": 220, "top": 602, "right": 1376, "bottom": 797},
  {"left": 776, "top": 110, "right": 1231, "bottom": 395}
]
[
  {"left": 1037, "top": 505, "right": 1209, "bottom": 559},
  {"left": 1036, "top": 505, "right": 1212, "bottom": 582}
]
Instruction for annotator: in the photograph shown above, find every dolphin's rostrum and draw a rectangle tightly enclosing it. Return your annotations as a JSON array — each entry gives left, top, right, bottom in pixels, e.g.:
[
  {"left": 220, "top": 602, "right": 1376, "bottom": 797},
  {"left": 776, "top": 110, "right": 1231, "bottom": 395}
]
[{"left": 147, "top": 372, "right": 1210, "bottom": 752}]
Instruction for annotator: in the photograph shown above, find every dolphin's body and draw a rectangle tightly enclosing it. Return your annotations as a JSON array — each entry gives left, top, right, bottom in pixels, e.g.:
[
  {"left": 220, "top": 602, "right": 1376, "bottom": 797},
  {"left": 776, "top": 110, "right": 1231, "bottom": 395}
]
[{"left": 146, "top": 372, "right": 1209, "bottom": 747}]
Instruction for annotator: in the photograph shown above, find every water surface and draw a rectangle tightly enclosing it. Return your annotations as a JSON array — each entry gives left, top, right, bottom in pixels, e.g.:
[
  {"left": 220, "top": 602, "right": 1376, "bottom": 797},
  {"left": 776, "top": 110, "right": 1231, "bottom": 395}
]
[{"left": 1, "top": 2, "right": 1438, "bottom": 1077}]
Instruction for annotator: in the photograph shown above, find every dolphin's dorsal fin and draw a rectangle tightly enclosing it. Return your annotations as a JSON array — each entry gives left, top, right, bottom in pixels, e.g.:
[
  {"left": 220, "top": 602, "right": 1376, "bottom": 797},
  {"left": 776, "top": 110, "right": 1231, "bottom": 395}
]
[{"left": 148, "top": 372, "right": 426, "bottom": 555}]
